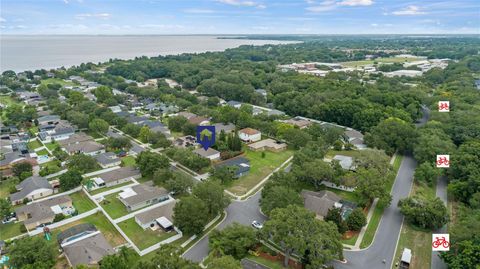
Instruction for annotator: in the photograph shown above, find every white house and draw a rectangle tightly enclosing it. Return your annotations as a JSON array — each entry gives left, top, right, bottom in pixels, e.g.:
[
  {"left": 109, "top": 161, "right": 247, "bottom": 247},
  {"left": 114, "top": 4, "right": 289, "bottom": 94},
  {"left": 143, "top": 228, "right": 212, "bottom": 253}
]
[
  {"left": 238, "top": 128, "right": 261, "bottom": 142},
  {"left": 193, "top": 148, "right": 221, "bottom": 161}
]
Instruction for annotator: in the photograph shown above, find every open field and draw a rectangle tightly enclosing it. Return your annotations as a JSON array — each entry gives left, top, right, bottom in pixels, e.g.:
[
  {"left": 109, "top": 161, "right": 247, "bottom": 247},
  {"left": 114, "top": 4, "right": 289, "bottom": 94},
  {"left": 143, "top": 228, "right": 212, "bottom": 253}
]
[
  {"left": 118, "top": 217, "right": 178, "bottom": 250},
  {"left": 27, "top": 139, "right": 42, "bottom": 150},
  {"left": 41, "top": 78, "right": 76, "bottom": 86},
  {"left": 341, "top": 57, "right": 423, "bottom": 67},
  {"left": 226, "top": 148, "right": 293, "bottom": 196},
  {"left": 0, "top": 178, "right": 17, "bottom": 199},
  {"left": 70, "top": 191, "right": 97, "bottom": 213},
  {"left": 121, "top": 156, "right": 136, "bottom": 167}
]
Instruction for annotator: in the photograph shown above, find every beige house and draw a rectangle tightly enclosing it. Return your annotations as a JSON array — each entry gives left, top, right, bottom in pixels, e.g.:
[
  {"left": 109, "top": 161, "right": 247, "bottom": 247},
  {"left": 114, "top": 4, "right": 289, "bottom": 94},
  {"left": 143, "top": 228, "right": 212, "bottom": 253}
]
[
  {"left": 15, "top": 195, "right": 73, "bottom": 230},
  {"left": 238, "top": 128, "right": 261, "bottom": 142},
  {"left": 10, "top": 176, "right": 53, "bottom": 205},
  {"left": 247, "top": 138, "right": 287, "bottom": 152}
]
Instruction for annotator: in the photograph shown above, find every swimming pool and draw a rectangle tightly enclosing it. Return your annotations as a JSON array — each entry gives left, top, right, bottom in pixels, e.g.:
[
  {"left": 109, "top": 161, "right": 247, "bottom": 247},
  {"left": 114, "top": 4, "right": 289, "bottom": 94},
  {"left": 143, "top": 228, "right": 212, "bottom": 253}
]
[{"left": 37, "top": 155, "right": 50, "bottom": 163}]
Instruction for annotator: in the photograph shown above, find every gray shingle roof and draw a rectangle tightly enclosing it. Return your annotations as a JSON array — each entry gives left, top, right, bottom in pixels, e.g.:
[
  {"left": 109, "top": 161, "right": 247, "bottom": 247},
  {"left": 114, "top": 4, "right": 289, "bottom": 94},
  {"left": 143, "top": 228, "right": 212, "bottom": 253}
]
[
  {"left": 135, "top": 200, "right": 176, "bottom": 225},
  {"left": 301, "top": 190, "right": 342, "bottom": 218},
  {"left": 10, "top": 176, "right": 52, "bottom": 202},
  {"left": 63, "top": 232, "right": 114, "bottom": 267},
  {"left": 95, "top": 152, "right": 120, "bottom": 166},
  {"left": 215, "top": 157, "right": 250, "bottom": 176},
  {"left": 120, "top": 184, "right": 169, "bottom": 207},
  {"left": 15, "top": 195, "right": 71, "bottom": 227},
  {"left": 96, "top": 166, "right": 140, "bottom": 184}
]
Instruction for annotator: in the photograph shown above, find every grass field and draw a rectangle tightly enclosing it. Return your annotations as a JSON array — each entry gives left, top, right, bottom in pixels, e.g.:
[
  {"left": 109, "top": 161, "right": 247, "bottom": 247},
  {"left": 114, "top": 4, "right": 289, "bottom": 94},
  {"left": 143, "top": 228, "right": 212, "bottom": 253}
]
[
  {"left": 341, "top": 56, "right": 422, "bottom": 67},
  {"left": 100, "top": 192, "right": 130, "bottom": 219},
  {"left": 0, "top": 178, "right": 18, "bottom": 199},
  {"left": 121, "top": 156, "right": 136, "bottom": 167},
  {"left": 88, "top": 180, "right": 133, "bottom": 195},
  {"left": 118, "top": 217, "right": 178, "bottom": 250},
  {"left": 245, "top": 255, "right": 291, "bottom": 269},
  {"left": 36, "top": 149, "right": 50, "bottom": 156},
  {"left": 325, "top": 149, "right": 364, "bottom": 159},
  {"left": 391, "top": 181, "right": 434, "bottom": 269},
  {"left": 70, "top": 191, "right": 96, "bottom": 213},
  {"left": 41, "top": 78, "right": 76, "bottom": 86},
  {"left": 0, "top": 221, "right": 24, "bottom": 240},
  {"left": 27, "top": 139, "right": 43, "bottom": 150},
  {"left": 40, "top": 159, "right": 61, "bottom": 170},
  {"left": 226, "top": 148, "right": 293, "bottom": 196}
]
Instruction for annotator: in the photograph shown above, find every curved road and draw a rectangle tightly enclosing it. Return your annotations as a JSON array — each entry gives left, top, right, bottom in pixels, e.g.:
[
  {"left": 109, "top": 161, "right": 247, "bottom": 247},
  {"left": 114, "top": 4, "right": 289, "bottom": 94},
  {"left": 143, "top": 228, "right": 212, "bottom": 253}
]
[
  {"left": 334, "top": 106, "right": 430, "bottom": 269},
  {"left": 183, "top": 190, "right": 267, "bottom": 262}
]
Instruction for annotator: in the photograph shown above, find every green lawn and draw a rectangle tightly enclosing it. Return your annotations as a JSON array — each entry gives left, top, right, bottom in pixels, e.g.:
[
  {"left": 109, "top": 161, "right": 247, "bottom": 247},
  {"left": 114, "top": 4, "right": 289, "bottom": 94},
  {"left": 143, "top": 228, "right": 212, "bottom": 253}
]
[
  {"left": 325, "top": 149, "right": 364, "bottom": 159},
  {"left": 44, "top": 142, "right": 60, "bottom": 151},
  {"left": 70, "top": 191, "right": 96, "bottom": 213},
  {"left": 341, "top": 56, "right": 421, "bottom": 67},
  {"left": 245, "top": 255, "right": 290, "bottom": 269},
  {"left": 40, "top": 159, "right": 61, "bottom": 169},
  {"left": 100, "top": 192, "right": 130, "bottom": 219},
  {"left": 393, "top": 154, "right": 404, "bottom": 172},
  {"left": 41, "top": 78, "right": 76, "bottom": 86},
  {"left": 341, "top": 232, "right": 359, "bottom": 245},
  {"left": 121, "top": 156, "right": 136, "bottom": 167},
  {"left": 0, "top": 221, "right": 25, "bottom": 240},
  {"left": 0, "top": 178, "right": 18, "bottom": 199},
  {"left": 226, "top": 148, "right": 294, "bottom": 196},
  {"left": 85, "top": 130, "right": 104, "bottom": 139},
  {"left": 27, "top": 139, "right": 43, "bottom": 150},
  {"left": 118, "top": 217, "right": 178, "bottom": 250},
  {"left": 28, "top": 126, "right": 39, "bottom": 135},
  {"left": 88, "top": 180, "right": 133, "bottom": 195},
  {"left": 36, "top": 149, "right": 49, "bottom": 156}
]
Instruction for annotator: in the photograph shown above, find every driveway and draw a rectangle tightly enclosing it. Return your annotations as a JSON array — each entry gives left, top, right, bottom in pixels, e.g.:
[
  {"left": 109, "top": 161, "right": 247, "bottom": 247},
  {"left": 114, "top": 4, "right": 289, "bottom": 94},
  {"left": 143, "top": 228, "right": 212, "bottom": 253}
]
[{"left": 183, "top": 190, "right": 267, "bottom": 262}]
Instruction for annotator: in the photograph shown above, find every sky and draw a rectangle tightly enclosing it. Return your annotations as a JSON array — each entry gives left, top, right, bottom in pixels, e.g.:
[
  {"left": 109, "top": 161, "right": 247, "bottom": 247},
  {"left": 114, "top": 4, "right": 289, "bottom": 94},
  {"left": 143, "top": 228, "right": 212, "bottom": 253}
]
[{"left": 1, "top": 0, "right": 479, "bottom": 35}]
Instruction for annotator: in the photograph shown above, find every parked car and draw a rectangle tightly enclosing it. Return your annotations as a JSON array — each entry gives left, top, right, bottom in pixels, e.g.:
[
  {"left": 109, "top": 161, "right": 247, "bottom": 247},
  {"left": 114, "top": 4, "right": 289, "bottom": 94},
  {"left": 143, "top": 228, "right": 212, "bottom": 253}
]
[
  {"left": 251, "top": 220, "right": 263, "bottom": 229},
  {"left": 2, "top": 217, "right": 17, "bottom": 224}
]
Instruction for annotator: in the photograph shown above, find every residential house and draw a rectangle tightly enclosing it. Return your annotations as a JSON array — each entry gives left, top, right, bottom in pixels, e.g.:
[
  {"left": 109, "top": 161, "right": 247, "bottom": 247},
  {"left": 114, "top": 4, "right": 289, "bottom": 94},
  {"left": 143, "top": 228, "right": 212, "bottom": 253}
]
[
  {"left": 254, "top": 89, "right": 267, "bottom": 98},
  {"left": 95, "top": 152, "right": 121, "bottom": 168},
  {"left": 15, "top": 195, "right": 73, "bottom": 230},
  {"left": 188, "top": 116, "right": 210, "bottom": 126},
  {"left": 177, "top": 111, "right": 197, "bottom": 120},
  {"left": 118, "top": 183, "right": 170, "bottom": 212},
  {"left": 247, "top": 139, "right": 287, "bottom": 152},
  {"left": 238, "top": 128, "right": 261, "bottom": 142},
  {"left": 10, "top": 176, "right": 53, "bottom": 205},
  {"left": 332, "top": 155, "right": 355, "bottom": 171},
  {"left": 90, "top": 166, "right": 141, "bottom": 189},
  {"left": 58, "top": 224, "right": 114, "bottom": 267},
  {"left": 135, "top": 199, "right": 176, "bottom": 230},
  {"left": 343, "top": 129, "right": 366, "bottom": 149},
  {"left": 63, "top": 140, "right": 105, "bottom": 156},
  {"left": 109, "top": 106, "right": 122, "bottom": 113},
  {"left": 38, "top": 120, "right": 75, "bottom": 142},
  {"left": 252, "top": 107, "right": 264, "bottom": 116},
  {"left": 213, "top": 123, "right": 236, "bottom": 134},
  {"left": 301, "top": 190, "right": 342, "bottom": 220},
  {"left": 227, "top": 100, "right": 242, "bottom": 109},
  {"left": 143, "top": 120, "right": 172, "bottom": 139},
  {"left": 267, "top": 109, "right": 285, "bottom": 117},
  {"left": 279, "top": 117, "right": 312, "bottom": 129},
  {"left": 174, "top": 135, "right": 197, "bottom": 148},
  {"left": 37, "top": 115, "right": 60, "bottom": 126},
  {"left": 214, "top": 157, "right": 250, "bottom": 178},
  {"left": 384, "top": 70, "right": 423, "bottom": 78},
  {"left": 193, "top": 148, "right": 221, "bottom": 161},
  {"left": 127, "top": 115, "right": 149, "bottom": 125},
  {"left": 57, "top": 132, "right": 93, "bottom": 147}
]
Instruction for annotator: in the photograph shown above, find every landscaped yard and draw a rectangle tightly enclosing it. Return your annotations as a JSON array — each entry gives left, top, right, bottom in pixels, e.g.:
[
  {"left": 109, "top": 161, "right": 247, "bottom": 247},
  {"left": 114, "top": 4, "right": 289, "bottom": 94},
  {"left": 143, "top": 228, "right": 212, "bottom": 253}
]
[
  {"left": 36, "top": 148, "right": 50, "bottom": 156},
  {"left": 121, "top": 156, "right": 136, "bottom": 167},
  {"left": 70, "top": 191, "right": 96, "bottom": 213},
  {"left": 27, "top": 139, "right": 43, "bottom": 150},
  {"left": 0, "top": 178, "right": 18, "bottom": 199},
  {"left": 226, "top": 148, "right": 294, "bottom": 196},
  {"left": 85, "top": 130, "right": 104, "bottom": 139},
  {"left": 100, "top": 192, "right": 130, "bottom": 219},
  {"left": 0, "top": 221, "right": 25, "bottom": 240},
  {"left": 39, "top": 159, "right": 61, "bottom": 170},
  {"left": 245, "top": 255, "right": 294, "bottom": 269},
  {"left": 325, "top": 149, "right": 364, "bottom": 159},
  {"left": 88, "top": 180, "right": 132, "bottom": 195},
  {"left": 44, "top": 142, "right": 60, "bottom": 151},
  {"left": 118, "top": 217, "right": 178, "bottom": 250}
]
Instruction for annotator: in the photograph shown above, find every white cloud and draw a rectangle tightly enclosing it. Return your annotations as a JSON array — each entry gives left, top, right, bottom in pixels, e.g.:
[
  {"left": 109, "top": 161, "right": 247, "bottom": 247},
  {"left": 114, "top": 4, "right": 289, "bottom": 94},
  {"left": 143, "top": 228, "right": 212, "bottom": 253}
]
[
  {"left": 75, "top": 13, "right": 111, "bottom": 19},
  {"left": 306, "top": 0, "right": 373, "bottom": 12},
  {"left": 370, "top": 23, "right": 378, "bottom": 27},
  {"left": 338, "top": 0, "right": 373, "bottom": 6},
  {"left": 140, "top": 24, "right": 185, "bottom": 29},
  {"left": 0, "top": 17, "right": 6, "bottom": 22},
  {"left": 392, "top": 5, "right": 427, "bottom": 15},
  {"left": 217, "top": 0, "right": 266, "bottom": 9},
  {"left": 183, "top": 8, "right": 215, "bottom": 14}
]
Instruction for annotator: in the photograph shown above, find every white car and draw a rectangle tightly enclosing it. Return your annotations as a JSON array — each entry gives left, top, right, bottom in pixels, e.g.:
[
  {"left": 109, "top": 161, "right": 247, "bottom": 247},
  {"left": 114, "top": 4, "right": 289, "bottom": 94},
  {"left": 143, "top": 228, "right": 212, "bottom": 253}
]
[{"left": 251, "top": 220, "right": 263, "bottom": 229}]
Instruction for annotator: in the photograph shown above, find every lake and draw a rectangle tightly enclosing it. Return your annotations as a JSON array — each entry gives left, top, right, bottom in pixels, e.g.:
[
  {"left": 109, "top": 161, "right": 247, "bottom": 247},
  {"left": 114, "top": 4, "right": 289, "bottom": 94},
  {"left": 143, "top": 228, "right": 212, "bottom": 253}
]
[{"left": 0, "top": 35, "right": 297, "bottom": 72}]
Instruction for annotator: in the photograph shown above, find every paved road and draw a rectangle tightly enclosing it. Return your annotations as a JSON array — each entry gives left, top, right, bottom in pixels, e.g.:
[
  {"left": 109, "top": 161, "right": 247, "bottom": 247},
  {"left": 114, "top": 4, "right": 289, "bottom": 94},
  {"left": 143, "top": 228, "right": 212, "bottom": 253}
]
[
  {"left": 334, "top": 106, "right": 430, "bottom": 269},
  {"left": 183, "top": 190, "right": 267, "bottom": 262},
  {"left": 431, "top": 175, "right": 448, "bottom": 269}
]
